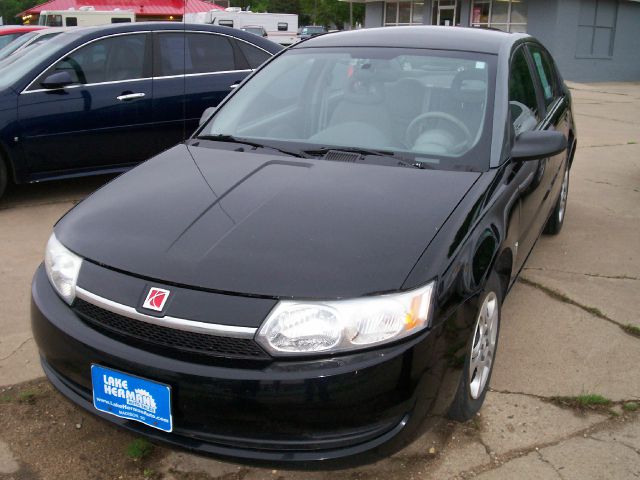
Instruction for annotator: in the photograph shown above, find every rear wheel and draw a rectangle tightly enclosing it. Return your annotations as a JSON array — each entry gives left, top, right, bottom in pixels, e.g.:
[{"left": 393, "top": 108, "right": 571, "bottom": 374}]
[
  {"left": 543, "top": 163, "right": 569, "bottom": 235},
  {"left": 448, "top": 272, "right": 502, "bottom": 421}
]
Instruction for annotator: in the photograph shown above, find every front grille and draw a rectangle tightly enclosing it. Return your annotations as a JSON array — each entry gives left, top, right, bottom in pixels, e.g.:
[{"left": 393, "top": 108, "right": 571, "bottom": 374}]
[{"left": 73, "top": 299, "right": 270, "bottom": 361}]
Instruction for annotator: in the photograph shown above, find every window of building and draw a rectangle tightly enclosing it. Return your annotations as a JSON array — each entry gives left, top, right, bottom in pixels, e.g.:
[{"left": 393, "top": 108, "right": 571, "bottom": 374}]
[
  {"left": 471, "top": 0, "right": 527, "bottom": 33},
  {"left": 384, "top": 1, "right": 424, "bottom": 26},
  {"left": 576, "top": 0, "right": 617, "bottom": 58}
]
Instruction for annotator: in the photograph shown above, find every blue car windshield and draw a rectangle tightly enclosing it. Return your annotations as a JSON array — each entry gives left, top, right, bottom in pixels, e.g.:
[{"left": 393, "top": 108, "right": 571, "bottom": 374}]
[
  {"left": 0, "top": 36, "right": 69, "bottom": 91},
  {"left": 203, "top": 47, "right": 497, "bottom": 171}
]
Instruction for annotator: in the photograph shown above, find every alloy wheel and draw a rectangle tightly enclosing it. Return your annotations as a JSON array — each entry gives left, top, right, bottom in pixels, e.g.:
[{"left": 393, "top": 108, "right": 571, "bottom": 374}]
[
  {"left": 558, "top": 168, "right": 569, "bottom": 223},
  {"left": 468, "top": 291, "right": 499, "bottom": 399}
]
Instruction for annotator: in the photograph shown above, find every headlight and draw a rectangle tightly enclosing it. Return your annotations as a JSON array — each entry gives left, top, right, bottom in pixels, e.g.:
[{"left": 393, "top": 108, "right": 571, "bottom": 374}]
[
  {"left": 44, "top": 233, "right": 82, "bottom": 305},
  {"left": 256, "top": 281, "right": 435, "bottom": 356}
]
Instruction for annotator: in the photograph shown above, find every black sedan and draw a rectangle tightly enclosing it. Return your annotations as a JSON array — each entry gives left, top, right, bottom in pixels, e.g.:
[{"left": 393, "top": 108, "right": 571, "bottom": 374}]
[
  {"left": 32, "top": 26, "right": 576, "bottom": 463},
  {"left": 0, "top": 22, "right": 281, "bottom": 200}
]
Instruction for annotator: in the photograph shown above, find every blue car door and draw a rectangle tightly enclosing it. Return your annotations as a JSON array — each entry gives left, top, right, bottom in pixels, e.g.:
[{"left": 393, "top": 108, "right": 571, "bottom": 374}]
[
  {"left": 152, "top": 31, "right": 254, "bottom": 152},
  {"left": 17, "top": 32, "right": 155, "bottom": 175}
]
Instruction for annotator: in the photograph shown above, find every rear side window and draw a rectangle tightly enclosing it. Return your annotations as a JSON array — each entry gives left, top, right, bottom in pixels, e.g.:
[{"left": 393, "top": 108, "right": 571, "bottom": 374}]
[
  {"left": 156, "top": 33, "right": 236, "bottom": 76},
  {"left": 509, "top": 48, "right": 540, "bottom": 135},
  {"left": 218, "top": 20, "right": 234, "bottom": 27},
  {"left": 277, "top": 22, "right": 288, "bottom": 31},
  {"left": 65, "top": 17, "right": 78, "bottom": 26},
  {"left": 237, "top": 41, "right": 270, "bottom": 69},
  {"left": 35, "top": 33, "right": 148, "bottom": 87},
  {"left": 528, "top": 44, "right": 560, "bottom": 108}
]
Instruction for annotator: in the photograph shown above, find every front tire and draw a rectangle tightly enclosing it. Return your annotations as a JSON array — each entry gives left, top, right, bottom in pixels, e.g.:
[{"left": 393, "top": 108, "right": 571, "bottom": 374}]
[
  {"left": 543, "top": 163, "right": 569, "bottom": 235},
  {"left": 448, "top": 272, "right": 502, "bottom": 422}
]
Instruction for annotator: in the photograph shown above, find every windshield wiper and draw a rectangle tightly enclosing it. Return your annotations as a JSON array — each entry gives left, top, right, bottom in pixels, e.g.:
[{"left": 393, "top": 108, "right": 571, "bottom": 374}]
[
  {"left": 302, "top": 146, "right": 427, "bottom": 169},
  {"left": 196, "top": 134, "right": 309, "bottom": 159}
]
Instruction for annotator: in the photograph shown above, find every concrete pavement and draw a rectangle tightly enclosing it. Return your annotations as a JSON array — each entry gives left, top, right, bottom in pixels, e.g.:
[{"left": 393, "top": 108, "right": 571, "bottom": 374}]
[{"left": 0, "top": 83, "right": 638, "bottom": 479}]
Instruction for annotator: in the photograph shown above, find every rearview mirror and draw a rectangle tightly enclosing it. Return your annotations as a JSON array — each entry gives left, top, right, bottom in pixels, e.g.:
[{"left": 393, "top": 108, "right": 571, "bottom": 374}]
[
  {"left": 511, "top": 130, "right": 567, "bottom": 161},
  {"left": 40, "top": 71, "right": 75, "bottom": 90},
  {"left": 199, "top": 106, "right": 217, "bottom": 126}
]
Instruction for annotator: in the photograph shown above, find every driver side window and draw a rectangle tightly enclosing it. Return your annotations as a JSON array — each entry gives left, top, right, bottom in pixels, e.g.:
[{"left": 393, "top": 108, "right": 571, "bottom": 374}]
[
  {"left": 33, "top": 34, "right": 147, "bottom": 88},
  {"left": 509, "top": 48, "right": 540, "bottom": 136}
]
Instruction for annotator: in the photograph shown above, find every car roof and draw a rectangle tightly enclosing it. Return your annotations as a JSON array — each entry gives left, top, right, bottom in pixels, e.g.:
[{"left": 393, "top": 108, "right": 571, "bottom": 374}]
[
  {"left": 295, "top": 26, "right": 529, "bottom": 54},
  {"left": 37, "top": 22, "right": 283, "bottom": 53}
]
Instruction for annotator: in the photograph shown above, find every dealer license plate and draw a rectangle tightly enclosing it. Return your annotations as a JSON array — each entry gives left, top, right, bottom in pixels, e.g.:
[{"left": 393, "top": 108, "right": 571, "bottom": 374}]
[{"left": 91, "top": 364, "right": 172, "bottom": 432}]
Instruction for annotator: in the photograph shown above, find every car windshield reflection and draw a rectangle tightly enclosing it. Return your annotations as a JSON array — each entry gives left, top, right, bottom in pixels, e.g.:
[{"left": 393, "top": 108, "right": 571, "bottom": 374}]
[{"left": 203, "top": 47, "right": 496, "bottom": 171}]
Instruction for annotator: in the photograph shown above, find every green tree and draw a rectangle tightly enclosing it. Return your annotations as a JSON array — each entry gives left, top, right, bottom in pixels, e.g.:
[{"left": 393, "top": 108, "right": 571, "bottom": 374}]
[
  {"left": 299, "top": 0, "right": 363, "bottom": 29},
  {"left": 0, "top": 0, "right": 35, "bottom": 25}
]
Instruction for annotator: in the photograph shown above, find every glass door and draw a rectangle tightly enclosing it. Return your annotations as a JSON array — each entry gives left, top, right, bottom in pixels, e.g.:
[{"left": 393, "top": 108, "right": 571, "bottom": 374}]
[{"left": 432, "top": 0, "right": 460, "bottom": 26}]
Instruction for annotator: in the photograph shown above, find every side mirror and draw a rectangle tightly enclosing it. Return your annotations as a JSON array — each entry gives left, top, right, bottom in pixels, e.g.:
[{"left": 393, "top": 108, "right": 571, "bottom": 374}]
[
  {"left": 511, "top": 130, "right": 567, "bottom": 161},
  {"left": 199, "top": 106, "right": 217, "bottom": 126},
  {"left": 40, "top": 71, "right": 75, "bottom": 90}
]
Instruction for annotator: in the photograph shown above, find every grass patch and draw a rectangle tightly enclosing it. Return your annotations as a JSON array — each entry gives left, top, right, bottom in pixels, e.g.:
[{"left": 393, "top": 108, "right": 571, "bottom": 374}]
[
  {"left": 550, "top": 394, "right": 612, "bottom": 411},
  {"left": 126, "top": 438, "right": 154, "bottom": 460},
  {"left": 621, "top": 324, "right": 640, "bottom": 338},
  {"left": 623, "top": 402, "right": 639, "bottom": 412},
  {"left": 17, "top": 390, "right": 37, "bottom": 404},
  {"left": 628, "top": 141, "right": 637, "bottom": 145}
]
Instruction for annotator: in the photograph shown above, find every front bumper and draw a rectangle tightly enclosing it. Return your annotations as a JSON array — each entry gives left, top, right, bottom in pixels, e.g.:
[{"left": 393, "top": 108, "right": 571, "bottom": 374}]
[{"left": 32, "top": 265, "right": 448, "bottom": 463}]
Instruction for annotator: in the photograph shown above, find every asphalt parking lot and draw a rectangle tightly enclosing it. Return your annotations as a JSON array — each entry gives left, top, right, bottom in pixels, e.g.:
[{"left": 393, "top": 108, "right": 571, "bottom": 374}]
[{"left": 1, "top": 81, "right": 639, "bottom": 479}]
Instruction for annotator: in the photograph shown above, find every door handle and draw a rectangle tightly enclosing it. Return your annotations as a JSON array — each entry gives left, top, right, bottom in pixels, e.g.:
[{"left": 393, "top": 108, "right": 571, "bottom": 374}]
[{"left": 117, "top": 93, "right": 146, "bottom": 101}]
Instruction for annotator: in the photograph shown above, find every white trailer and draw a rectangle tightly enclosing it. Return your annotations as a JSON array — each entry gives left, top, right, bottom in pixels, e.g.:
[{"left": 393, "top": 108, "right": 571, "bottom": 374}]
[
  {"left": 38, "top": 8, "right": 135, "bottom": 27},
  {"left": 185, "top": 9, "right": 298, "bottom": 46}
]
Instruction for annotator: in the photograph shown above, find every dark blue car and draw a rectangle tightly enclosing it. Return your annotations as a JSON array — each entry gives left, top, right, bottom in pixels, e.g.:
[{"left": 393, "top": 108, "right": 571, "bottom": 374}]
[{"left": 0, "top": 22, "right": 282, "bottom": 199}]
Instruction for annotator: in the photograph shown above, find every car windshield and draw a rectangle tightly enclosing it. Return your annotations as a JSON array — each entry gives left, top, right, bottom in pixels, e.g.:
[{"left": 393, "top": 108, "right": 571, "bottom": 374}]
[
  {"left": 0, "top": 33, "right": 23, "bottom": 50},
  {"left": 303, "top": 27, "right": 325, "bottom": 34},
  {"left": 0, "top": 36, "right": 68, "bottom": 91},
  {"left": 0, "top": 31, "right": 36, "bottom": 59},
  {"left": 0, "top": 31, "right": 60, "bottom": 61},
  {"left": 202, "top": 47, "right": 496, "bottom": 171}
]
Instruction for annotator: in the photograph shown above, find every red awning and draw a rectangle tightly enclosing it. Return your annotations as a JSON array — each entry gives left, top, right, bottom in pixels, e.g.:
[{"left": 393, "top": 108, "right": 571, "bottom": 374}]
[{"left": 19, "top": 0, "right": 224, "bottom": 17}]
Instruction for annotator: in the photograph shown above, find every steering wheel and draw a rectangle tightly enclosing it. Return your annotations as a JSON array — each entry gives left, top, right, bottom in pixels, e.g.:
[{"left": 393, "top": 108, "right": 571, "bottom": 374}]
[{"left": 405, "top": 112, "right": 473, "bottom": 153}]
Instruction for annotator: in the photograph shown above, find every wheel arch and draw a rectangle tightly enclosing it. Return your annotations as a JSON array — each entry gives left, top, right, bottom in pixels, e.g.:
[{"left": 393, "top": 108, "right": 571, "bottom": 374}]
[{"left": 0, "top": 140, "right": 17, "bottom": 184}]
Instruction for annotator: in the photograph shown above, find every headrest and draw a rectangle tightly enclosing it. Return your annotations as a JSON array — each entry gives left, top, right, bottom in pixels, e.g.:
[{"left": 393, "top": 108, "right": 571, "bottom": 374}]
[{"left": 452, "top": 68, "right": 487, "bottom": 103}]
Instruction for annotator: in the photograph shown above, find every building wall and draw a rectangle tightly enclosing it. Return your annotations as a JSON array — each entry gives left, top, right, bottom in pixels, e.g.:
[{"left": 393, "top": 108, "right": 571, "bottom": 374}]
[
  {"left": 529, "top": 0, "right": 640, "bottom": 82},
  {"left": 364, "top": 0, "right": 640, "bottom": 82}
]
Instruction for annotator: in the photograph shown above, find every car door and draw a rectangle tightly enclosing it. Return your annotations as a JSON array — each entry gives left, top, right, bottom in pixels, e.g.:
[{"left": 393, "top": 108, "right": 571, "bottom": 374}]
[
  {"left": 152, "top": 31, "right": 254, "bottom": 153},
  {"left": 508, "top": 45, "right": 552, "bottom": 272},
  {"left": 18, "top": 32, "right": 155, "bottom": 175}
]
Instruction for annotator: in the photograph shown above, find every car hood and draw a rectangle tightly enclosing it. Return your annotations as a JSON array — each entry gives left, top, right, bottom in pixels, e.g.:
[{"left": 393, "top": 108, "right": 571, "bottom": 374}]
[{"left": 56, "top": 144, "right": 480, "bottom": 299}]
